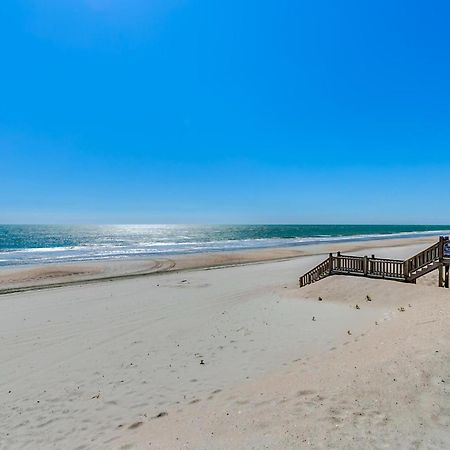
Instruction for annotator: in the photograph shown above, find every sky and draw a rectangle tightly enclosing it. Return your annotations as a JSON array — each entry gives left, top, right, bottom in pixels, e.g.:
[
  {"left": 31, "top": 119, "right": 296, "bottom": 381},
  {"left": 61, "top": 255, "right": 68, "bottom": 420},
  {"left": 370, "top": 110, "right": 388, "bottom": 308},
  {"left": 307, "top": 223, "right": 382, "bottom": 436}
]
[{"left": 1, "top": 0, "right": 449, "bottom": 224}]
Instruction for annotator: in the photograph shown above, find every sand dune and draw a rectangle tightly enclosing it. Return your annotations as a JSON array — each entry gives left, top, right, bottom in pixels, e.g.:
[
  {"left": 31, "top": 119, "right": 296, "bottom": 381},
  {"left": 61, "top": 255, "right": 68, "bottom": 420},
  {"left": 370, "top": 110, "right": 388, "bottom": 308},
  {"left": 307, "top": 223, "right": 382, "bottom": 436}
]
[{"left": 122, "top": 277, "right": 450, "bottom": 449}]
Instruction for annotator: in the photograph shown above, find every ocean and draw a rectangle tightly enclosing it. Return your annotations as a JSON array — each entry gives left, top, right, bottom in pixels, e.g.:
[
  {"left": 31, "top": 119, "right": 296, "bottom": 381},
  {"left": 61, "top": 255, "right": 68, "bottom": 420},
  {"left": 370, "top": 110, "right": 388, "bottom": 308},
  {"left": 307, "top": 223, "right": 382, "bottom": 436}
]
[{"left": 0, "top": 224, "right": 449, "bottom": 267}]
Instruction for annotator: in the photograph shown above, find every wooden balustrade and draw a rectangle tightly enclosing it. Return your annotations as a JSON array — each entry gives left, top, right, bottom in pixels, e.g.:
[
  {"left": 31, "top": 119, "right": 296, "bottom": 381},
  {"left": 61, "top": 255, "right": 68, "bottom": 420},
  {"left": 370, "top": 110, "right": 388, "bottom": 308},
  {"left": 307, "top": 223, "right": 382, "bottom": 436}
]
[
  {"left": 299, "top": 236, "right": 450, "bottom": 288},
  {"left": 299, "top": 258, "right": 330, "bottom": 287},
  {"left": 406, "top": 241, "right": 440, "bottom": 273}
]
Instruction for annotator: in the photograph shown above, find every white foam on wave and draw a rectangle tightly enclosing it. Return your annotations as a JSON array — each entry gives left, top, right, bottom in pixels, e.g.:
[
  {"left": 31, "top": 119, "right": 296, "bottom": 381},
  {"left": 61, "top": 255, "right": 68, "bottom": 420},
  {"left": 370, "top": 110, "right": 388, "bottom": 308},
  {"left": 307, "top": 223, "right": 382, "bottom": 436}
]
[{"left": 1, "top": 229, "right": 449, "bottom": 267}]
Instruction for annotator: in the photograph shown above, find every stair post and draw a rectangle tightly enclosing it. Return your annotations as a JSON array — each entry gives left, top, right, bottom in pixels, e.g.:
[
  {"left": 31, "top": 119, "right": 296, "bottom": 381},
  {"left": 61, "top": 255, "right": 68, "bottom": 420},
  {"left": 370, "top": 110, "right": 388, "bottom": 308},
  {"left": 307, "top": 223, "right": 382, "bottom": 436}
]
[
  {"left": 439, "top": 264, "right": 444, "bottom": 288},
  {"left": 439, "top": 236, "right": 445, "bottom": 259},
  {"left": 329, "top": 253, "right": 333, "bottom": 275},
  {"left": 438, "top": 236, "right": 446, "bottom": 288},
  {"left": 363, "top": 256, "right": 368, "bottom": 275},
  {"left": 403, "top": 260, "right": 409, "bottom": 281}
]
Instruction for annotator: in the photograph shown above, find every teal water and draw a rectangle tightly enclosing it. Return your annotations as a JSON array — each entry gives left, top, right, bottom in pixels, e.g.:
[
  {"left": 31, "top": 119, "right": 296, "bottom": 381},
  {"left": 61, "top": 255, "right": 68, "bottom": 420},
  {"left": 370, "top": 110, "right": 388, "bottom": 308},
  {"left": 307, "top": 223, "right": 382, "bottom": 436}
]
[{"left": 0, "top": 224, "right": 449, "bottom": 267}]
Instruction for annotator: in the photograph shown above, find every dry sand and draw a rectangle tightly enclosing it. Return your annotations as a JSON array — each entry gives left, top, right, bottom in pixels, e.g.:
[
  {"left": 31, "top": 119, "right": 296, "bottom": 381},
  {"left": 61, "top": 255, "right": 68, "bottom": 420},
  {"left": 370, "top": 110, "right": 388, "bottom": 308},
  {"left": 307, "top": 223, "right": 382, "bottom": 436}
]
[{"left": 1, "top": 236, "right": 450, "bottom": 449}]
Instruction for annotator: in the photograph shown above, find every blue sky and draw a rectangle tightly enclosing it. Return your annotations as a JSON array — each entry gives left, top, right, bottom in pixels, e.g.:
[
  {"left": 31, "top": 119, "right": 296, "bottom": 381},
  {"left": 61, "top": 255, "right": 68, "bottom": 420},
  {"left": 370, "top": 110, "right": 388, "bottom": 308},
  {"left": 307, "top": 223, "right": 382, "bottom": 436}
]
[{"left": 1, "top": 0, "right": 449, "bottom": 224}]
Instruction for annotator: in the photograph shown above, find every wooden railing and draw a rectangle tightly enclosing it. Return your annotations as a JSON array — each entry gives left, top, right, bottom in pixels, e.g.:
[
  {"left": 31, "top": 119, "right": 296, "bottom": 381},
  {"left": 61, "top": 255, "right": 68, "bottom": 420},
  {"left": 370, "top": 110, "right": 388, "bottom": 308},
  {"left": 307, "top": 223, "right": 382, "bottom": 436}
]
[
  {"left": 299, "top": 258, "right": 331, "bottom": 287},
  {"left": 332, "top": 254, "right": 365, "bottom": 274},
  {"left": 299, "top": 236, "right": 449, "bottom": 288},
  {"left": 368, "top": 257, "right": 405, "bottom": 279},
  {"left": 404, "top": 241, "right": 441, "bottom": 275}
]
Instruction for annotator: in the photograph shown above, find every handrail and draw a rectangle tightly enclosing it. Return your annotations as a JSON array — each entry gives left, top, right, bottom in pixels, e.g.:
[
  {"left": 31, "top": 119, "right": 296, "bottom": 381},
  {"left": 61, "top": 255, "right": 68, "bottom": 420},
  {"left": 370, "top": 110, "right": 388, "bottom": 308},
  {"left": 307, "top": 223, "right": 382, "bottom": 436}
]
[
  {"left": 334, "top": 254, "right": 403, "bottom": 263},
  {"left": 405, "top": 241, "right": 441, "bottom": 274},
  {"left": 299, "top": 257, "right": 331, "bottom": 287}
]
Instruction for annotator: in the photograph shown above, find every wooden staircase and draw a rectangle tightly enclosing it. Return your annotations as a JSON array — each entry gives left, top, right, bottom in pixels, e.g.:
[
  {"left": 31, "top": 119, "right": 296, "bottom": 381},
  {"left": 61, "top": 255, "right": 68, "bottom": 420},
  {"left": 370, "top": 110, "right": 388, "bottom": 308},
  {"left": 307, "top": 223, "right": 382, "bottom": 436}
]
[
  {"left": 299, "top": 236, "right": 450, "bottom": 288},
  {"left": 408, "top": 260, "right": 441, "bottom": 281}
]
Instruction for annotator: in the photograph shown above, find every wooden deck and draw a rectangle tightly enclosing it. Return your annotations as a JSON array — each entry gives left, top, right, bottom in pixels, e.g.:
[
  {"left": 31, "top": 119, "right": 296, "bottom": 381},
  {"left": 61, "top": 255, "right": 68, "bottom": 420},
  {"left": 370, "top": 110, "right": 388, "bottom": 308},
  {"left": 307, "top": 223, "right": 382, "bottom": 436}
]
[{"left": 299, "top": 236, "right": 450, "bottom": 288}]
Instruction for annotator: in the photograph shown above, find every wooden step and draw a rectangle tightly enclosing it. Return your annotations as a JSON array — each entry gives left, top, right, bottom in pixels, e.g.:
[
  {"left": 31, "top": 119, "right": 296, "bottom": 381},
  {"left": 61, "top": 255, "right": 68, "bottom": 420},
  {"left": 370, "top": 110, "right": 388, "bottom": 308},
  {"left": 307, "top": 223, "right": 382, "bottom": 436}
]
[{"left": 408, "top": 261, "right": 439, "bottom": 281}]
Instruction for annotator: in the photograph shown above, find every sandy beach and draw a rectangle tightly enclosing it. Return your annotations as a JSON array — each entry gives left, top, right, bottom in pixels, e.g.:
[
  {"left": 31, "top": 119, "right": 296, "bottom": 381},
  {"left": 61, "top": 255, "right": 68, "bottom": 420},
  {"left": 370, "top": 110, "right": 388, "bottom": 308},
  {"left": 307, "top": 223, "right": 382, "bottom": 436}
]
[
  {"left": 4, "top": 0, "right": 450, "bottom": 447},
  {"left": 1, "top": 236, "right": 450, "bottom": 449}
]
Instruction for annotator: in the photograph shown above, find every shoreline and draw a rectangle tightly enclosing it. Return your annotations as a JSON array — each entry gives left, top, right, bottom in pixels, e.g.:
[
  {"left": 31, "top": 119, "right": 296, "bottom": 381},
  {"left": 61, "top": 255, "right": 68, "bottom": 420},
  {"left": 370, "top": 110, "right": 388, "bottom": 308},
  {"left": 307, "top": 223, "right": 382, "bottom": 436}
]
[{"left": 0, "top": 234, "right": 442, "bottom": 294}]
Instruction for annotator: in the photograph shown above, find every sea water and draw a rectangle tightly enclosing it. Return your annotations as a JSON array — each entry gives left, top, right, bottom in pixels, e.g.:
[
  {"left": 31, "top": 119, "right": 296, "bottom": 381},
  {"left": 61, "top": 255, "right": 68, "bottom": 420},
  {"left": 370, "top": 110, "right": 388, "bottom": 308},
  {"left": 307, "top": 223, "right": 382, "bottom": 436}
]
[{"left": 0, "top": 224, "right": 449, "bottom": 267}]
